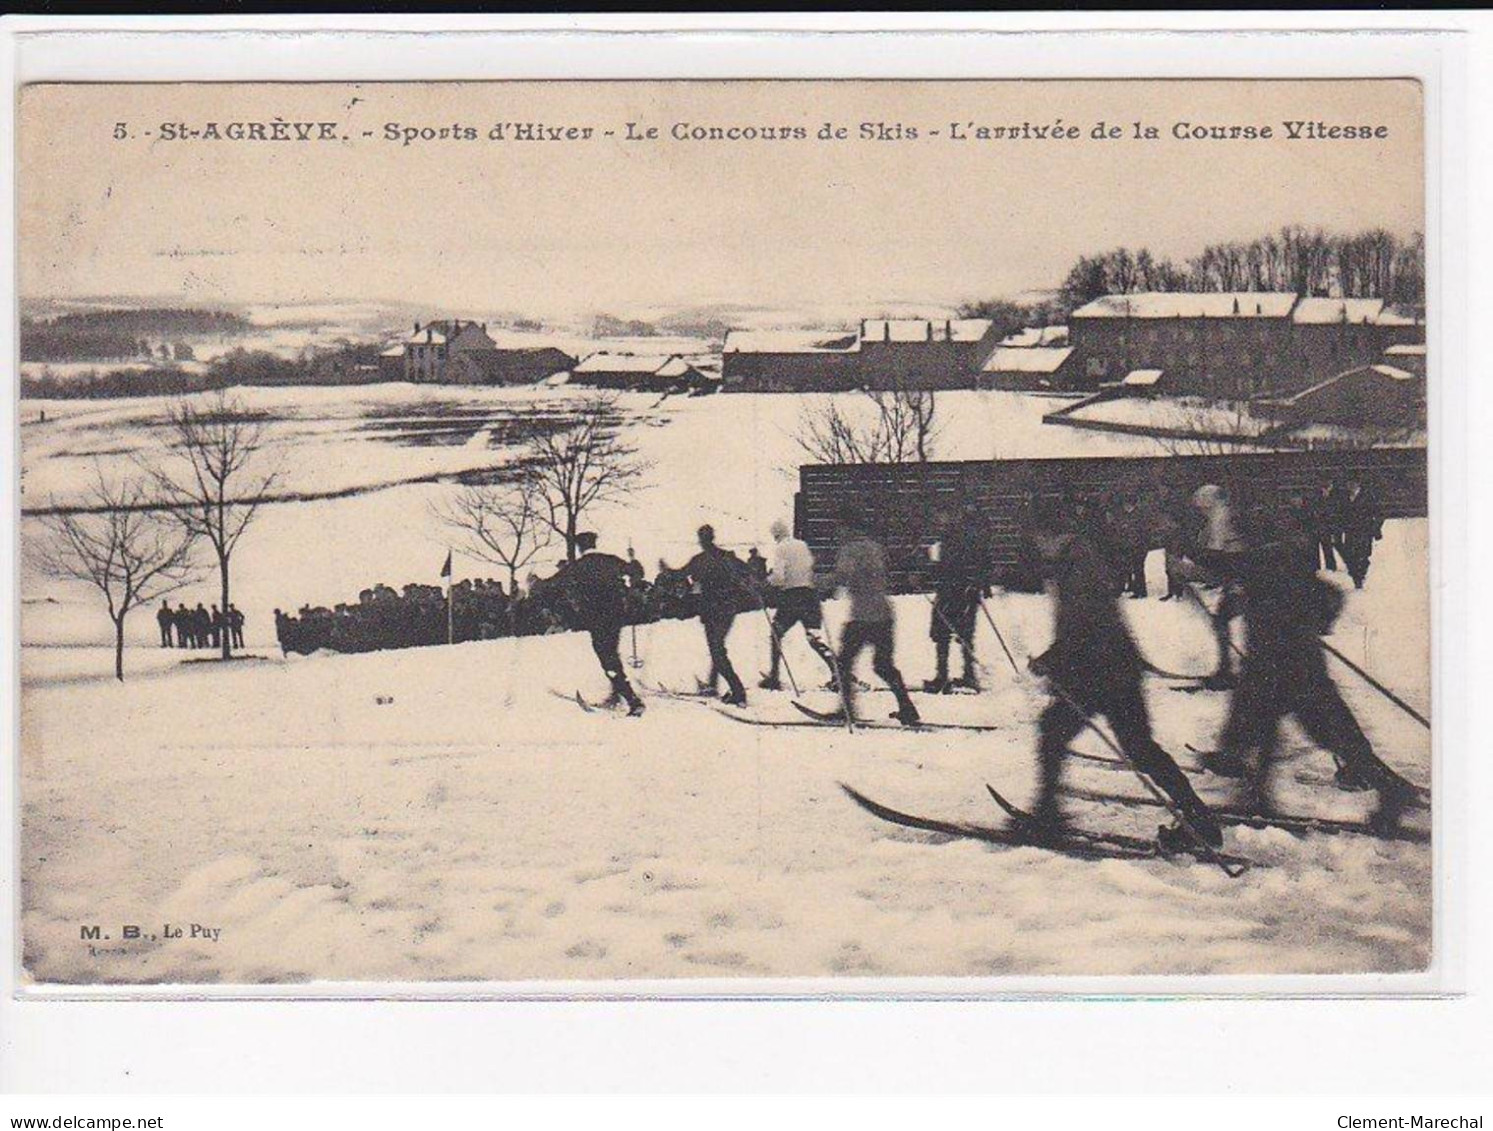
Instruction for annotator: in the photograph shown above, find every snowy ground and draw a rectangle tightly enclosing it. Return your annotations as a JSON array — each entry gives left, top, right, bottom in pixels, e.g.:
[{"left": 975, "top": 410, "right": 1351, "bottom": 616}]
[{"left": 17, "top": 384, "right": 1432, "bottom": 984}]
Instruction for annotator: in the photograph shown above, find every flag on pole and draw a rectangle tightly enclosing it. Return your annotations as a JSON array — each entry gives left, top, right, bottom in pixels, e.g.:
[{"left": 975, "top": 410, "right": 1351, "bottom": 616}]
[{"left": 439, "top": 550, "right": 453, "bottom": 580}]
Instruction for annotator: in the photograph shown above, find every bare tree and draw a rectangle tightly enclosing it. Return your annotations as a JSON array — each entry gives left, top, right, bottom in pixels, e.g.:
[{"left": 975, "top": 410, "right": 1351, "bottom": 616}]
[
  {"left": 522, "top": 395, "right": 650, "bottom": 561},
  {"left": 431, "top": 477, "right": 555, "bottom": 592},
  {"left": 795, "top": 385, "right": 941, "bottom": 465},
  {"left": 33, "top": 469, "right": 199, "bottom": 681},
  {"left": 1152, "top": 399, "right": 1269, "bottom": 457},
  {"left": 146, "top": 390, "right": 281, "bottom": 659}
]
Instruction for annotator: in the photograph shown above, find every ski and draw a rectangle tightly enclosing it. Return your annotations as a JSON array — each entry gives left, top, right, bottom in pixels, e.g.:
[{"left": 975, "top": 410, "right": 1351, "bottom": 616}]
[
  {"left": 1061, "top": 783, "right": 1430, "bottom": 844},
  {"left": 549, "top": 688, "right": 600, "bottom": 713},
  {"left": 839, "top": 783, "right": 1160, "bottom": 864},
  {"left": 709, "top": 705, "right": 844, "bottom": 730},
  {"left": 640, "top": 682, "right": 721, "bottom": 703},
  {"left": 984, "top": 783, "right": 1253, "bottom": 869},
  {"left": 1182, "top": 743, "right": 1429, "bottom": 804},
  {"left": 791, "top": 700, "right": 1006, "bottom": 734}
]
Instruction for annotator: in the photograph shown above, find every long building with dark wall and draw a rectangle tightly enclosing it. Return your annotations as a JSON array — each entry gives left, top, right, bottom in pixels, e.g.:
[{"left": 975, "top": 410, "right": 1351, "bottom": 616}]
[
  {"left": 856, "top": 318, "right": 1001, "bottom": 390},
  {"left": 1067, "top": 292, "right": 1423, "bottom": 397},
  {"left": 720, "top": 319, "right": 997, "bottom": 393}
]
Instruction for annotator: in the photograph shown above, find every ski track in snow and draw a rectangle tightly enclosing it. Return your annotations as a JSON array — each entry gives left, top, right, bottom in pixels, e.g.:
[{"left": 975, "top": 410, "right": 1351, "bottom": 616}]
[{"left": 18, "top": 385, "right": 1431, "bottom": 983}]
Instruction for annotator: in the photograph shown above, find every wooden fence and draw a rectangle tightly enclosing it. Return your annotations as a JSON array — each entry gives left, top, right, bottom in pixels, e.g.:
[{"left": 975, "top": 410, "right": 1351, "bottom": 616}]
[{"left": 794, "top": 447, "right": 1428, "bottom": 593}]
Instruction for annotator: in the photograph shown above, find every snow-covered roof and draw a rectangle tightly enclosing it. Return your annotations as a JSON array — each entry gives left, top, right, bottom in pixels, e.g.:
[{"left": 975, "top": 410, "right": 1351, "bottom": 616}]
[
  {"left": 999, "top": 325, "right": 1069, "bottom": 348},
  {"left": 405, "top": 319, "right": 490, "bottom": 343},
  {"left": 1292, "top": 297, "right": 1385, "bottom": 325},
  {"left": 1384, "top": 343, "right": 1427, "bottom": 356},
  {"left": 573, "top": 352, "right": 689, "bottom": 375},
  {"left": 722, "top": 329, "right": 860, "bottom": 354},
  {"left": 1070, "top": 292, "right": 1298, "bottom": 320},
  {"left": 980, "top": 346, "right": 1074, "bottom": 374},
  {"left": 1122, "top": 368, "right": 1165, "bottom": 387},
  {"left": 1263, "top": 363, "right": 1421, "bottom": 407},
  {"left": 380, "top": 345, "right": 405, "bottom": 357},
  {"left": 862, "top": 318, "right": 992, "bottom": 343},
  {"left": 1375, "top": 308, "right": 1420, "bottom": 327}
]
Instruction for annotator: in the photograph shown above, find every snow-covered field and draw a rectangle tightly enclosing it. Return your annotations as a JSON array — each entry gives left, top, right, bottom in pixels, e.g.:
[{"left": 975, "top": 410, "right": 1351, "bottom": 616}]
[{"left": 17, "top": 384, "right": 1432, "bottom": 984}]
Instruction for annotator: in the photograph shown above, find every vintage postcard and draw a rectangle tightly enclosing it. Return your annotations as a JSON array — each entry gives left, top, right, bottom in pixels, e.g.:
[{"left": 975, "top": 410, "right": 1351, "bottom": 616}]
[{"left": 15, "top": 78, "right": 1431, "bottom": 988}]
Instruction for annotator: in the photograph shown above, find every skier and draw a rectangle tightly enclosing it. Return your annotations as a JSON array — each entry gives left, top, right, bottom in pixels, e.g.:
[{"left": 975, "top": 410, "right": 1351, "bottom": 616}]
[
  {"left": 157, "top": 600, "right": 175, "bottom": 648},
  {"left": 681, "top": 524, "right": 749, "bottom": 706},
  {"left": 831, "top": 509, "right": 920, "bottom": 727},
  {"left": 1312, "top": 479, "right": 1344, "bottom": 572},
  {"left": 1187, "top": 483, "right": 1247, "bottom": 690},
  {"left": 1024, "top": 498, "right": 1222, "bottom": 849},
  {"left": 551, "top": 531, "right": 645, "bottom": 716},
  {"left": 923, "top": 499, "right": 990, "bottom": 694},
  {"left": 758, "top": 518, "right": 839, "bottom": 692},
  {"left": 1340, "top": 477, "right": 1384, "bottom": 590},
  {"left": 1202, "top": 507, "right": 1416, "bottom": 833},
  {"left": 746, "top": 546, "right": 768, "bottom": 587}
]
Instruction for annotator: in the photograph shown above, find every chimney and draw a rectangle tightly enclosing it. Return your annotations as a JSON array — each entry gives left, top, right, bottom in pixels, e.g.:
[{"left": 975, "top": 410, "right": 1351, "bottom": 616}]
[
  {"left": 884, "top": 322, "right": 891, "bottom": 343},
  {"left": 414, "top": 321, "right": 420, "bottom": 333},
  {"left": 945, "top": 319, "right": 953, "bottom": 340},
  {"left": 426, "top": 328, "right": 432, "bottom": 343},
  {"left": 926, "top": 321, "right": 933, "bottom": 342},
  {"left": 860, "top": 318, "right": 867, "bottom": 337},
  {"left": 1256, "top": 303, "right": 1262, "bottom": 315},
  {"left": 1232, "top": 297, "right": 1241, "bottom": 316}
]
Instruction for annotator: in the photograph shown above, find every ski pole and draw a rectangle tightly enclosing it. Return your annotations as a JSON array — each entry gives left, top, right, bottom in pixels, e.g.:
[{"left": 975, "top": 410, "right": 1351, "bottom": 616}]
[
  {"left": 629, "top": 622, "right": 641, "bottom": 669},
  {"left": 726, "top": 572, "right": 802, "bottom": 696},
  {"left": 819, "top": 619, "right": 856, "bottom": 734},
  {"left": 1043, "top": 675, "right": 1246, "bottom": 879},
  {"left": 1320, "top": 638, "right": 1430, "bottom": 730},
  {"left": 976, "top": 596, "right": 1023, "bottom": 679}
]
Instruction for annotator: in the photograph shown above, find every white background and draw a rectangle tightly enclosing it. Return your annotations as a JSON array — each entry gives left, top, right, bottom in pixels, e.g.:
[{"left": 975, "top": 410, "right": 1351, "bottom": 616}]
[{"left": 0, "top": 11, "right": 1489, "bottom": 1109}]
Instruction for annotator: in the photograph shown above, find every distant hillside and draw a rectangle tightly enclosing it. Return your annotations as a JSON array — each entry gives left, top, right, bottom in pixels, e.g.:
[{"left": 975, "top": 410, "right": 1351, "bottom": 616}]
[{"left": 21, "top": 308, "right": 253, "bottom": 362}]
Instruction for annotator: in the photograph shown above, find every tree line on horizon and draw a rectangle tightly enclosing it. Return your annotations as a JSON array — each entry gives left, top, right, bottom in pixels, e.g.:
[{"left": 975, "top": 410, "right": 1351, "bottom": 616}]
[{"left": 961, "top": 226, "right": 1425, "bottom": 327}]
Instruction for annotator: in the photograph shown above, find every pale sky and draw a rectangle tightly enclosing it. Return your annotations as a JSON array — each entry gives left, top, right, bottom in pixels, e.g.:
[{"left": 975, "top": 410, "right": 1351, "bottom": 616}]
[{"left": 20, "top": 80, "right": 1424, "bottom": 316}]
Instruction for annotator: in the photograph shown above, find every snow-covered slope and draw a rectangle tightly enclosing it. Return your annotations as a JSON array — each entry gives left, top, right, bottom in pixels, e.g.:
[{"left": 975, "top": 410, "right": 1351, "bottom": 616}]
[{"left": 21, "top": 555, "right": 1430, "bottom": 984}]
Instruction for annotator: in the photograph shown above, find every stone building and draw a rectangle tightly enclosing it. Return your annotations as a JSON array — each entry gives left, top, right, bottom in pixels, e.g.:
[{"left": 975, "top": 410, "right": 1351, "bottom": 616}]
[
  {"left": 399, "top": 320, "right": 498, "bottom": 382},
  {"left": 1067, "top": 292, "right": 1422, "bottom": 398},
  {"left": 720, "top": 329, "right": 863, "bottom": 392},
  {"left": 856, "top": 318, "right": 1000, "bottom": 390}
]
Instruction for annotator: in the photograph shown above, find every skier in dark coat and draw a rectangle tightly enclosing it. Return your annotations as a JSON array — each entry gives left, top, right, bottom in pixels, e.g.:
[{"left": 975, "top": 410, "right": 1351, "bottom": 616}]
[
  {"left": 1205, "top": 510, "right": 1417, "bottom": 833},
  {"left": 923, "top": 500, "right": 990, "bottom": 694},
  {"left": 831, "top": 509, "right": 920, "bottom": 726},
  {"left": 1340, "top": 478, "right": 1384, "bottom": 589},
  {"left": 1025, "top": 498, "right": 1222, "bottom": 848},
  {"left": 157, "top": 600, "right": 175, "bottom": 648},
  {"left": 1312, "top": 480, "right": 1344, "bottom": 572},
  {"left": 682, "top": 524, "right": 748, "bottom": 706},
  {"left": 552, "top": 531, "right": 645, "bottom": 715}
]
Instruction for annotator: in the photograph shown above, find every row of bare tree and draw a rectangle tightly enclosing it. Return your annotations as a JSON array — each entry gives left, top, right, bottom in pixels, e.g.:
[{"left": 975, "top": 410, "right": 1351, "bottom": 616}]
[
  {"left": 33, "top": 393, "right": 651, "bottom": 681},
  {"left": 32, "top": 392, "right": 279, "bottom": 681},
  {"left": 1055, "top": 226, "right": 1426, "bottom": 314},
  {"left": 431, "top": 397, "right": 649, "bottom": 591}
]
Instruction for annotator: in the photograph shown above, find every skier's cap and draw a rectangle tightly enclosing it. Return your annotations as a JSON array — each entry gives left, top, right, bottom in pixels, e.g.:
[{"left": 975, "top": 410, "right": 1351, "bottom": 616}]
[{"left": 576, "top": 531, "right": 598, "bottom": 551}]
